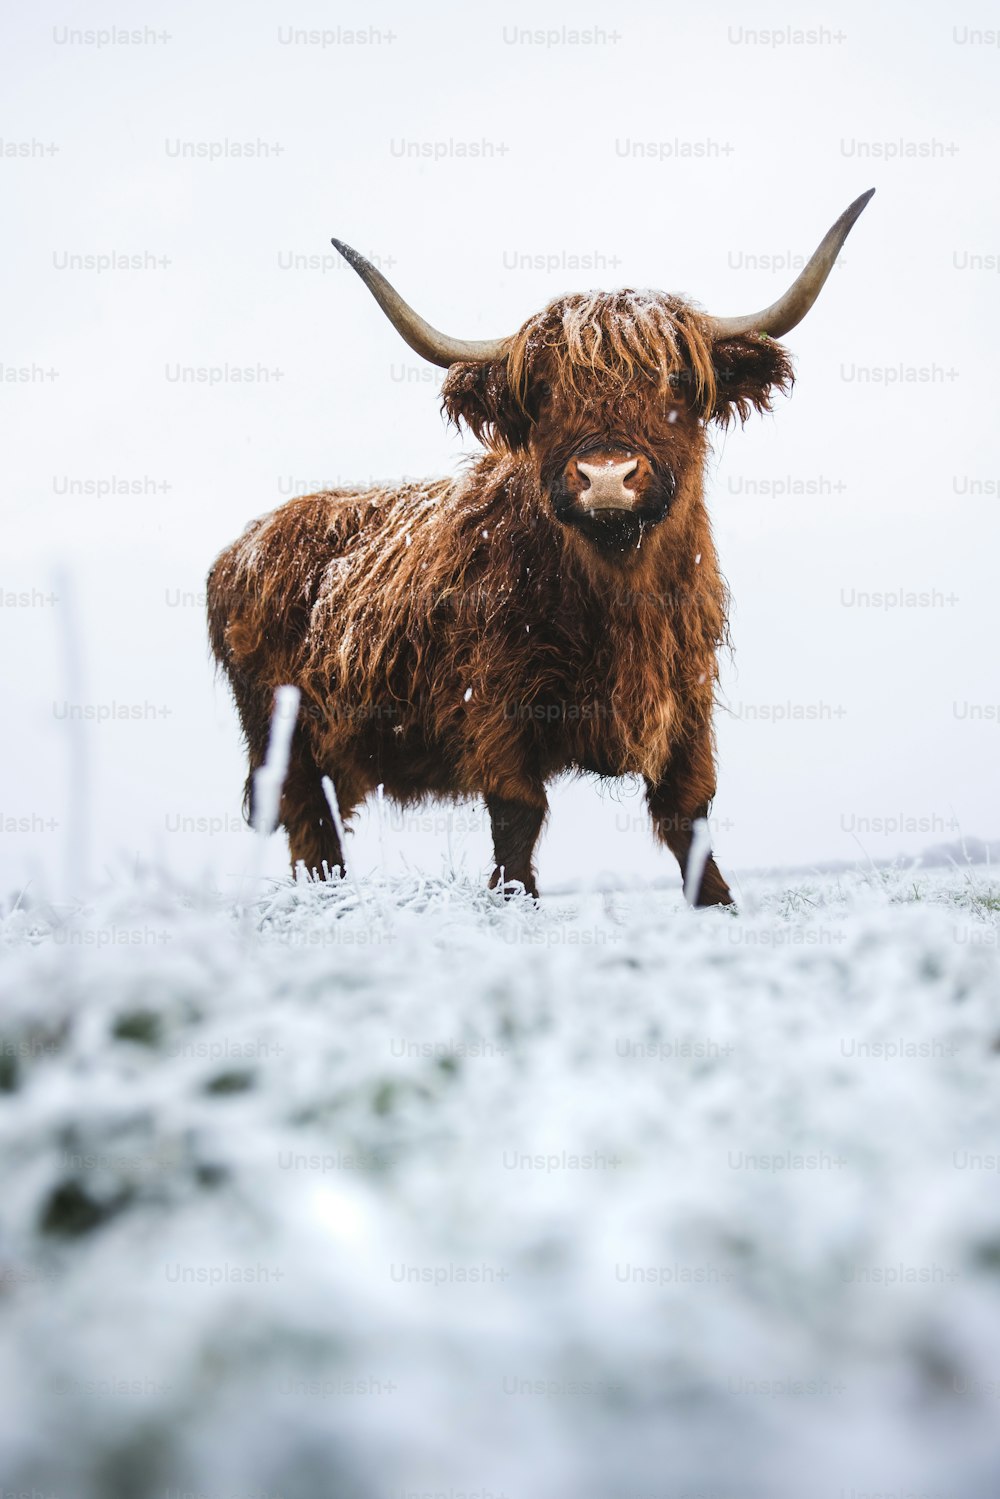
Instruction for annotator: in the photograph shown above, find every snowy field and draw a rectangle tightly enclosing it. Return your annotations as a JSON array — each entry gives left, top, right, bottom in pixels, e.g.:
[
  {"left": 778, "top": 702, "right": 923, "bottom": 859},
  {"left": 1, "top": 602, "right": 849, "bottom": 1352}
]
[{"left": 2, "top": 858, "right": 1000, "bottom": 1499}]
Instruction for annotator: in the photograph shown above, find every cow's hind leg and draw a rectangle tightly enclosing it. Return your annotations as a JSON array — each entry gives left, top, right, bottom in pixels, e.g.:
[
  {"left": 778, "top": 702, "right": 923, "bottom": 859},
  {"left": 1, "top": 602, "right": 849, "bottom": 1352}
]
[
  {"left": 486, "top": 793, "right": 547, "bottom": 900},
  {"left": 274, "top": 738, "right": 362, "bottom": 880}
]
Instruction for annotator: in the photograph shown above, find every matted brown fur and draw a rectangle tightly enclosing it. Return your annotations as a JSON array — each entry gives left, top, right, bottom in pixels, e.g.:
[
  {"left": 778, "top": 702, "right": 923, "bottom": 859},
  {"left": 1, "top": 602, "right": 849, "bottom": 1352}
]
[{"left": 207, "top": 289, "right": 794, "bottom": 904}]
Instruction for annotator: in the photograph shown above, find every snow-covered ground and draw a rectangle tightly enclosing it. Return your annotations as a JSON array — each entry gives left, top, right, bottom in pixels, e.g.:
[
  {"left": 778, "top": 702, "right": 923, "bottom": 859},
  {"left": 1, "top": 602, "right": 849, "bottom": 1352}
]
[{"left": 2, "top": 859, "right": 1000, "bottom": 1498}]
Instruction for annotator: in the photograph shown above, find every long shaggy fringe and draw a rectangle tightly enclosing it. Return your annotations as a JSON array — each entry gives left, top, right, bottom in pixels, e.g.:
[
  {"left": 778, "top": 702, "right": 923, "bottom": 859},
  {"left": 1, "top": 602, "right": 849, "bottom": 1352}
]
[{"left": 506, "top": 291, "right": 721, "bottom": 417}]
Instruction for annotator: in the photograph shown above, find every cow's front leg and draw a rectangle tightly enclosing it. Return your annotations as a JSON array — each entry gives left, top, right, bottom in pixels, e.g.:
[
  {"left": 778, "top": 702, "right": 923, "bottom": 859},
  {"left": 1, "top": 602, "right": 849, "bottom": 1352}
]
[
  {"left": 486, "top": 792, "right": 547, "bottom": 899},
  {"left": 645, "top": 756, "right": 734, "bottom": 909}
]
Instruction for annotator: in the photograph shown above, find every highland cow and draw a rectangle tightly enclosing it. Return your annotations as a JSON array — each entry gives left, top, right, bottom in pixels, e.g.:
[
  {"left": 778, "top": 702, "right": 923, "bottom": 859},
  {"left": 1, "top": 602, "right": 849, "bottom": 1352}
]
[{"left": 207, "top": 190, "right": 874, "bottom": 905}]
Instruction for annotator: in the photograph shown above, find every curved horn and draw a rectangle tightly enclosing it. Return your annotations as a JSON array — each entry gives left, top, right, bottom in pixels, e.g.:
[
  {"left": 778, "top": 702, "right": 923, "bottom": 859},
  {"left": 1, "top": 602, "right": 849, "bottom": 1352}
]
[
  {"left": 331, "top": 239, "right": 508, "bottom": 368},
  {"left": 707, "top": 189, "right": 875, "bottom": 340}
]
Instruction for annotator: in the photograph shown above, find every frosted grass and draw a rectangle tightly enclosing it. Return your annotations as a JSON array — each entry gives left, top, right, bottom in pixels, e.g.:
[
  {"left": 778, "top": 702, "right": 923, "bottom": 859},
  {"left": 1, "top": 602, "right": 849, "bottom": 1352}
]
[{"left": 1, "top": 861, "right": 999, "bottom": 1497}]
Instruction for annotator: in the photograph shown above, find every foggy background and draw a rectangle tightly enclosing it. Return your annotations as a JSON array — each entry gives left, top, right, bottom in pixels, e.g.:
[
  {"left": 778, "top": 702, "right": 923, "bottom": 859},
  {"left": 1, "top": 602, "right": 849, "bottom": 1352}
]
[{"left": 3, "top": 0, "right": 998, "bottom": 897}]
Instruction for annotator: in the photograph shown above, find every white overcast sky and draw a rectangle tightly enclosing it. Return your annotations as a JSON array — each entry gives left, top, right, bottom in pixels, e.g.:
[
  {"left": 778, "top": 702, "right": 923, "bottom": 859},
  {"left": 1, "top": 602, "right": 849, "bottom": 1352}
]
[{"left": 2, "top": 0, "right": 999, "bottom": 898}]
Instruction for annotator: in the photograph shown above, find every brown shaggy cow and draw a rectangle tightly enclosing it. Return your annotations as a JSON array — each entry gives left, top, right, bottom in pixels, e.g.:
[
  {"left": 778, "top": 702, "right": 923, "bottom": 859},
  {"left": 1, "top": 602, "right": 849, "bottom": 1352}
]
[{"left": 207, "top": 191, "right": 873, "bottom": 905}]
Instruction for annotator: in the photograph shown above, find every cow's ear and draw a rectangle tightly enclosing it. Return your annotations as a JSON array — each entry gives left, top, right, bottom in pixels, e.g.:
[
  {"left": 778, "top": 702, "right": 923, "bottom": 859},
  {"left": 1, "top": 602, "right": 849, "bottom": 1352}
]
[
  {"left": 709, "top": 334, "right": 795, "bottom": 427},
  {"left": 441, "top": 359, "right": 532, "bottom": 452}
]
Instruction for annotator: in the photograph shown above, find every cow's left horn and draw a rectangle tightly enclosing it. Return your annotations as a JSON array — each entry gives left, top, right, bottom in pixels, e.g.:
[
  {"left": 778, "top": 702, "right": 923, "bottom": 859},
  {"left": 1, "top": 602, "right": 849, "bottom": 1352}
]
[
  {"left": 707, "top": 189, "right": 875, "bottom": 340},
  {"left": 331, "top": 239, "right": 508, "bottom": 368}
]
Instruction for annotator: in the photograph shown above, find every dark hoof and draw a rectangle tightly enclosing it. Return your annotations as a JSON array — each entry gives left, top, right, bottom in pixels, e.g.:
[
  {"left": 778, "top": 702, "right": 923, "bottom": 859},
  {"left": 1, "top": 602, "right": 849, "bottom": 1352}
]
[
  {"left": 489, "top": 869, "right": 539, "bottom": 901},
  {"left": 690, "top": 874, "right": 735, "bottom": 909}
]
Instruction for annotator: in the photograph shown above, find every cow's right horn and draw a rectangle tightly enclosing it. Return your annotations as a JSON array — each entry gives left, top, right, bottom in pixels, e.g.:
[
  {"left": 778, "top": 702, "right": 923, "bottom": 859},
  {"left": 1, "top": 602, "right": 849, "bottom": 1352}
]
[{"left": 332, "top": 239, "right": 509, "bottom": 368}]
